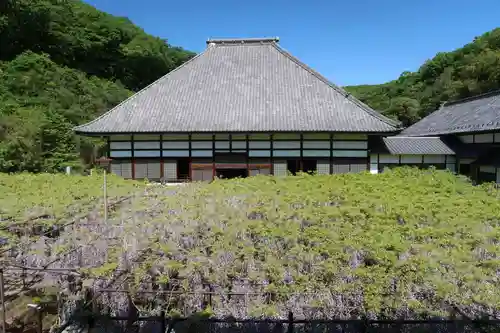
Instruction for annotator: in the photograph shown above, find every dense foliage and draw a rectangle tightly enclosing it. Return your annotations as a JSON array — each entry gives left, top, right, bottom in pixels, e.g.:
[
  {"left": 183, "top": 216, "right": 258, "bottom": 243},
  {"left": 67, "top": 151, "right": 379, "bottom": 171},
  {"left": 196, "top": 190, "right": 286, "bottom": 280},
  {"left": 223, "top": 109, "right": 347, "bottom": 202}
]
[
  {"left": 0, "top": 172, "right": 143, "bottom": 331},
  {"left": 0, "top": 171, "right": 140, "bottom": 226},
  {"left": 2, "top": 169, "right": 498, "bottom": 322},
  {"left": 0, "top": 0, "right": 194, "bottom": 173},
  {"left": 0, "top": 172, "right": 141, "bottom": 248},
  {"left": 345, "top": 28, "right": 500, "bottom": 126},
  {"left": 0, "top": 53, "right": 131, "bottom": 172},
  {"left": 0, "top": 0, "right": 194, "bottom": 91}
]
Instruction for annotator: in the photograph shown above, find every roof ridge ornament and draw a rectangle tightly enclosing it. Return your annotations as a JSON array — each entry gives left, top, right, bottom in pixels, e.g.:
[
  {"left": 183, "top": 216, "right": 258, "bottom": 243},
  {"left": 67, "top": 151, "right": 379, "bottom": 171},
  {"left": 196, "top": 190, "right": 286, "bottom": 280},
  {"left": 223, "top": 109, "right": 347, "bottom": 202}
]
[{"left": 206, "top": 37, "right": 280, "bottom": 45}]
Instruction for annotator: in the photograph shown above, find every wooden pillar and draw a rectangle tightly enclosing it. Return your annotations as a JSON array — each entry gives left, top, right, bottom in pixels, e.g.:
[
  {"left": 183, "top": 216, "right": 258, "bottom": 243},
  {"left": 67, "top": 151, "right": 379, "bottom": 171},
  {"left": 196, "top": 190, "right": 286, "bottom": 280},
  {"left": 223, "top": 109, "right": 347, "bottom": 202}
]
[
  {"left": 188, "top": 134, "right": 192, "bottom": 181},
  {"left": 188, "top": 158, "right": 192, "bottom": 181},
  {"left": 365, "top": 134, "right": 370, "bottom": 172},
  {"left": 212, "top": 134, "right": 216, "bottom": 180},
  {"left": 269, "top": 134, "right": 273, "bottom": 175},
  {"left": 159, "top": 135, "right": 164, "bottom": 180},
  {"left": 377, "top": 153, "right": 380, "bottom": 173},
  {"left": 246, "top": 146, "right": 250, "bottom": 177},
  {"left": 330, "top": 133, "right": 334, "bottom": 174},
  {"left": 131, "top": 135, "right": 136, "bottom": 179},
  {"left": 300, "top": 133, "right": 304, "bottom": 172}
]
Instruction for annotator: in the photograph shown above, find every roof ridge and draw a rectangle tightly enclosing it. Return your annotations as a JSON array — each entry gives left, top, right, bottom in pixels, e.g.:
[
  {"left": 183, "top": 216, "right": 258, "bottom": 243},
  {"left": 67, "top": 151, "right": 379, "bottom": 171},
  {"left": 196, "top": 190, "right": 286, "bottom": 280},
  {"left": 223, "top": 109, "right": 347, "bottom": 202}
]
[
  {"left": 401, "top": 90, "right": 500, "bottom": 136},
  {"left": 207, "top": 37, "right": 279, "bottom": 45},
  {"left": 270, "top": 43, "right": 402, "bottom": 129},
  {"left": 74, "top": 47, "right": 211, "bottom": 133},
  {"left": 444, "top": 89, "right": 500, "bottom": 106},
  {"left": 400, "top": 102, "right": 448, "bottom": 137}
]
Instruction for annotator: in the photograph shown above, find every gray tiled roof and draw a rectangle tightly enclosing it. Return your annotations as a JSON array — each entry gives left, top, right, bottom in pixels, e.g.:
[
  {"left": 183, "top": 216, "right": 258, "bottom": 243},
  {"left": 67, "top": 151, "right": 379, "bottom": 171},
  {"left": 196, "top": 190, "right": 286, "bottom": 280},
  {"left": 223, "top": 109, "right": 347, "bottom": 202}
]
[
  {"left": 74, "top": 38, "right": 400, "bottom": 134},
  {"left": 401, "top": 90, "right": 500, "bottom": 136},
  {"left": 382, "top": 137, "right": 456, "bottom": 155}
]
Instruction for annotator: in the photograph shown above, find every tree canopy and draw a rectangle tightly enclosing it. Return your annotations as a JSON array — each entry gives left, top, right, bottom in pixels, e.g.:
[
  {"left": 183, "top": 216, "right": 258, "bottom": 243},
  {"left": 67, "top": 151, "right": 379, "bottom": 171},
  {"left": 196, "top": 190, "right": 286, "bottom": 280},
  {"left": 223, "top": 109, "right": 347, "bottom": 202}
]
[
  {"left": 0, "top": 0, "right": 194, "bottom": 173},
  {"left": 345, "top": 28, "right": 500, "bottom": 125},
  {"left": 0, "top": 0, "right": 194, "bottom": 91},
  {"left": 0, "top": 51, "right": 131, "bottom": 172}
]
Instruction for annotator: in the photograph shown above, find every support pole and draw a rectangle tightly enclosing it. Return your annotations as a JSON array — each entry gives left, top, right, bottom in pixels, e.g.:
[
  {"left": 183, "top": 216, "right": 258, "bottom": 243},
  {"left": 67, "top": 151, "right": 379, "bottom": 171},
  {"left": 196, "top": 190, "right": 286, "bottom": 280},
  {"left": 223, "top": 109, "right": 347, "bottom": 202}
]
[
  {"left": 160, "top": 310, "right": 166, "bottom": 333},
  {"left": 36, "top": 308, "right": 42, "bottom": 333},
  {"left": 288, "top": 311, "right": 294, "bottom": 333},
  {"left": 0, "top": 269, "right": 6, "bottom": 333}
]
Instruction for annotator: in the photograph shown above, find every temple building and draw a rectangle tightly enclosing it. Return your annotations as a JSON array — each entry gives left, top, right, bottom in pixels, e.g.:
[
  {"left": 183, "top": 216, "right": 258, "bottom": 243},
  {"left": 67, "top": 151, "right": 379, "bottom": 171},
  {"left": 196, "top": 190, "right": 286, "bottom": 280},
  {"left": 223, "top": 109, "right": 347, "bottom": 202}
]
[
  {"left": 379, "top": 91, "right": 500, "bottom": 184},
  {"left": 74, "top": 37, "right": 500, "bottom": 184}
]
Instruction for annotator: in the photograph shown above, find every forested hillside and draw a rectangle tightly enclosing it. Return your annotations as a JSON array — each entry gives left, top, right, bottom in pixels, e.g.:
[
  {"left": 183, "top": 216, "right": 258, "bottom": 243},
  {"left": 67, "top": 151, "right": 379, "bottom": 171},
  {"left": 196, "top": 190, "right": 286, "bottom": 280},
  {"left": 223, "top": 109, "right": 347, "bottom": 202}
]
[
  {"left": 2, "top": 1, "right": 500, "bottom": 174},
  {"left": 0, "top": 0, "right": 194, "bottom": 173},
  {"left": 345, "top": 28, "right": 500, "bottom": 127}
]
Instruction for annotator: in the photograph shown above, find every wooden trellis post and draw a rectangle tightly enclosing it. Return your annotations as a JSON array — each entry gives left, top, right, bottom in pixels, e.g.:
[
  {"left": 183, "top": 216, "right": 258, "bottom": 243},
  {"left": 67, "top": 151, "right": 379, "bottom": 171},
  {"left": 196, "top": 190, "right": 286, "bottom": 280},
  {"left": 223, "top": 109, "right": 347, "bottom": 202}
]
[{"left": 0, "top": 269, "right": 5, "bottom": 333}]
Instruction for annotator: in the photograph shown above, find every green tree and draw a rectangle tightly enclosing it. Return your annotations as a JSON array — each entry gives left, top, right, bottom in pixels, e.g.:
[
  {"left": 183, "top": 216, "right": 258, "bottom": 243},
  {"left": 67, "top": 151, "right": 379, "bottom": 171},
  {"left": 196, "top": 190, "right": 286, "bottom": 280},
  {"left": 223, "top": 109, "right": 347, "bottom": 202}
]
[
  {"left": 345, "top": 27, "right": 500, "bottom": 124},
  {"left": 0, "top": 0, "right": 194, "bottom": 91},
  {"left": 0, "top": 0, "right": 194, "bottom": 172},
  {"left": 385, "top": 97, "right": 421, "bottom": 127},
  {"left": 0, "top": 52, "right": 131, "bottom": 172}
]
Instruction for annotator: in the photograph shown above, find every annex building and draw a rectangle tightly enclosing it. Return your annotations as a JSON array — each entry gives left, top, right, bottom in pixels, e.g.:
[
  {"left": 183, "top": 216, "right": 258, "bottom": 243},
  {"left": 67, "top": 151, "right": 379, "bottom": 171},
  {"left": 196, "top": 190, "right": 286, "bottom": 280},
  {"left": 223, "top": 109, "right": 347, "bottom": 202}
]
[
  {"left": 383, "top": 91, "right": 500, "bottom": 184},
  {"left": 74, "top": 38, "right": 500, "bottom": 184}
]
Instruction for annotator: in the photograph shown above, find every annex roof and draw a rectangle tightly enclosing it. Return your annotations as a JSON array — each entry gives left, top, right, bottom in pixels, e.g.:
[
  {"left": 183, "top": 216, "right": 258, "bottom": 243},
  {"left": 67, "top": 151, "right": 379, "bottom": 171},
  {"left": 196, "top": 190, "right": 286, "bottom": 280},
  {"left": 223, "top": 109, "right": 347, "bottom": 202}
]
[
  {"left": 74, "top": 37, "right": 400, "bottom": 134},
  {"left": 401, "top": 90, "right": 500, "bottom": 137},
  {"left": 382, "top": 136, "right": 456, "bottom": 155}
]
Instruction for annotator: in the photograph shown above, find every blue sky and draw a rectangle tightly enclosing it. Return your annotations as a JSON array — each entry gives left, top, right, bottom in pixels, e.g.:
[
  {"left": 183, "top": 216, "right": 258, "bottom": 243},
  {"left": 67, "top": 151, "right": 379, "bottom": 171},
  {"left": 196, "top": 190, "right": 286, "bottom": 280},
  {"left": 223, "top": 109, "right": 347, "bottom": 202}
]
[{"left": 84, "top": 0, "right": 500, "bottom": 86}]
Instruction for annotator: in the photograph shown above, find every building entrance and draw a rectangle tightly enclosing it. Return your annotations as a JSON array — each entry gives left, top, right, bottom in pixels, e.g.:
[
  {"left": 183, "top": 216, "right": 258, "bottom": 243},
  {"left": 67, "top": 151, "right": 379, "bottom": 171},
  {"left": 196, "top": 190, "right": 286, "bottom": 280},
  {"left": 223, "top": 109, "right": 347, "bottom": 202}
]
[{"left": 216, "top": 168, "right": 248, "bottom": 179}]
